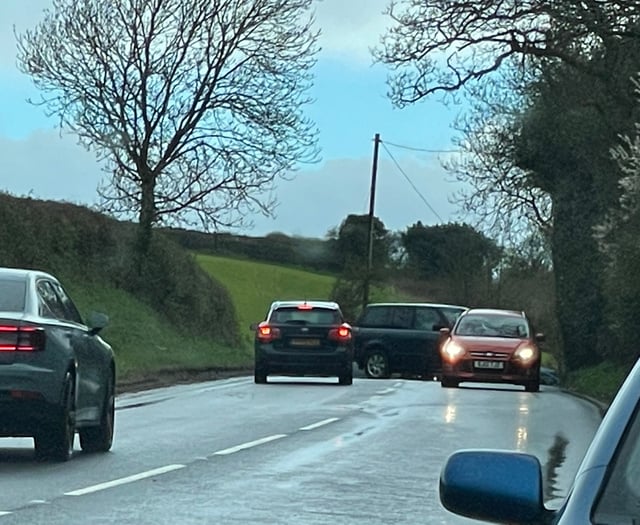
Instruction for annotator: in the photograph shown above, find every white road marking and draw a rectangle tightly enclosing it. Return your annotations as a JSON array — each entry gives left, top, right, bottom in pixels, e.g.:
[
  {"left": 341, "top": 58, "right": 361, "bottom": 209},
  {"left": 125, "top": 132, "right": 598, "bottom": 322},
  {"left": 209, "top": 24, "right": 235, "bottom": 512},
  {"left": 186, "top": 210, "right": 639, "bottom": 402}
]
[
  {"left": 376, "top": 388, "right": 396, "bottom": 395},
  {"left": 393, "top": 382, "right": 403, "bottom": 388},
  {"left": 0, "top": 512, "right": 11, "bottom": 516},
  {"left": 213, "top": 434, "right": 287, "bottom": 456},
  {"left": 64, "top": 464, "right": 186, "bottom": 496},
  {"left": 300, "top": 418, "right": 340, "bottom": 431}
]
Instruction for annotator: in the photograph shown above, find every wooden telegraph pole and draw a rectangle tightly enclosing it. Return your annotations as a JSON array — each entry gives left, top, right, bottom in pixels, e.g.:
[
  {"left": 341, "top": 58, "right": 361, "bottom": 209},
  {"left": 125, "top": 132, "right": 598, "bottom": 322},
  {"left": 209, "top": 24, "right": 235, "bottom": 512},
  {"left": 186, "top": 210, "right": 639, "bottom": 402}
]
[{"left": 363, "top": 133, "right": 381, "bottom": 308}]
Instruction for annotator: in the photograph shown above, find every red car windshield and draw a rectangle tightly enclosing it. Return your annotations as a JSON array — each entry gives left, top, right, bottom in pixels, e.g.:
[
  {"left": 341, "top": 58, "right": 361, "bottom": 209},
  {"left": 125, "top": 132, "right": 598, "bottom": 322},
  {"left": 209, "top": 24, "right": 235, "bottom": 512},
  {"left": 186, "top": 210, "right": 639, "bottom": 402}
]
[{"left": 455, "top": 314, "right": 529, "bottom": 338}]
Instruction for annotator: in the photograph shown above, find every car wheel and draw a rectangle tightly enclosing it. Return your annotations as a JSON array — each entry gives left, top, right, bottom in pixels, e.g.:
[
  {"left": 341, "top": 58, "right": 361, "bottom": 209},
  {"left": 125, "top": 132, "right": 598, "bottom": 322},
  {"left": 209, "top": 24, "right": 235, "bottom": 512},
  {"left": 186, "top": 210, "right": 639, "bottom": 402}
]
[
  {"left": 36, "top": 374, "right": 75, "bottom": 462},
  {"left": 80, "top": 374, "right": 115, "bottom": 453},
  {"left": 525, "top": 380, "right": 540, "bottom": 393},
  {"left": 338, "top": 373, "right": 353, "bottom": 385},
  {"left": 254, "top": 369, "right": 268, "bottom": 384},
  {"left": 441, "top": 376, "right": 459, "bottom": 388},
  {"left": 364, "top": 350, "right": 390, "bottom": 379}
]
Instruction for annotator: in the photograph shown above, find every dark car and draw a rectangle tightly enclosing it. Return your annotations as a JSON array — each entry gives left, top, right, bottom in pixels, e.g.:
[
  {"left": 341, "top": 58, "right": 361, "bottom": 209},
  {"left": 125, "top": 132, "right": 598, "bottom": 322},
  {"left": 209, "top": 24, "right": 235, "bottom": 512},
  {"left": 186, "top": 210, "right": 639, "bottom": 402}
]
[
  {"left": 352, "top": 302, "right": 467, "bottom": 379},
  {"left": 0, "top": 268, "right": 115, "bottom": 461},
  {"left": 439, "top": 308, "right": 543, "bottom": 392},
  {"left": 440, "top": 356, "right": 640, "bottom": 524},
  {"left": 253, "top": 300, "right": 353, "bottom": 385}
]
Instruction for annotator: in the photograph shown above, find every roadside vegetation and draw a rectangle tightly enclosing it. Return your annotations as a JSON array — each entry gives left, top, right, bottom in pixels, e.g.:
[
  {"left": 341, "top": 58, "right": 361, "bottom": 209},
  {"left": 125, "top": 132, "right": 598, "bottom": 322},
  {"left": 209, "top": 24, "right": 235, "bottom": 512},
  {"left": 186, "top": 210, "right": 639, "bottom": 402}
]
[{"left": 0, "top": 191, "right": 628, "bottom": 403}]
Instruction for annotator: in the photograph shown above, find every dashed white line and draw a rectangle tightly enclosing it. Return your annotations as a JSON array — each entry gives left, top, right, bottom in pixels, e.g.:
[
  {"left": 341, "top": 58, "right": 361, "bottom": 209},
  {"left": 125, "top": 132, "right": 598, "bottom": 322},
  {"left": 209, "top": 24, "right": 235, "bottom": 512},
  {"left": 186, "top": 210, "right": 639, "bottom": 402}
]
[
  {"left": 213, "top": 434, "right": 287, "bottom": 456},
  {"left": 299, "top": 418, "right": 340, "bottom": 431},
  {"left": 376, "top": 387, "right": 396, "bottom": 395},
  {"left": 64, "top": 464, "right": 186, "bottom": 496},
  {"left": 0, "top": 512, "right": 11, "bottom": 517}
]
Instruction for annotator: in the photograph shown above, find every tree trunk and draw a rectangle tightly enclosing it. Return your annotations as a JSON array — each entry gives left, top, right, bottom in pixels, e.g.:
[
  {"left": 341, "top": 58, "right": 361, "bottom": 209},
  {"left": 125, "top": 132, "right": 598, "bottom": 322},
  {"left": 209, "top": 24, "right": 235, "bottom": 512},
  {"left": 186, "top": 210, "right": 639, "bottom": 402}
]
[{"left": 136, "top": 172, "right": 156, "bottom": 261}]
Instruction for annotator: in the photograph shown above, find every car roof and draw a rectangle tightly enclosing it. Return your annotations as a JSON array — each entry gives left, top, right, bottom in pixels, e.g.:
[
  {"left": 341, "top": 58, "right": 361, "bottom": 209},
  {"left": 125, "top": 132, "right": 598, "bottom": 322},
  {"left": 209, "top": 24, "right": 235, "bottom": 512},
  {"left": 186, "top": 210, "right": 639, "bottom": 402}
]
[
  {"left": 461, "top": 308, "right": 526, "bottom": 318},
  {"left": 365, "top": 302, "right": 467, "bottom": 309},
  {"left": 270, "top": 300, "right": 340, "bottom": 310},
  {"left": 0, "top": 267, "right": 55, "bottom": 282}
]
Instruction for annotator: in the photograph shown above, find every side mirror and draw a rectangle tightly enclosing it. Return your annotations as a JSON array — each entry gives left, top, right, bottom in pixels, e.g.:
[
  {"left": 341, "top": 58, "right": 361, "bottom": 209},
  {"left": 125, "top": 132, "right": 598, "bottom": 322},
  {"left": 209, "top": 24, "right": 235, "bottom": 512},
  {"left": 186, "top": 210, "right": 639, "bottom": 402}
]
[
  {"left": 440, "top": 450, "right": 546, "bottom": 523},
  {"left": 249, "top": 323, "right": 258, "bottom": 331},
  {"left": 535, "top": 332, "right": 545, "bottom": 343},
  {"left": 87, "top": 311, "right": 109, "bottom": 335}
]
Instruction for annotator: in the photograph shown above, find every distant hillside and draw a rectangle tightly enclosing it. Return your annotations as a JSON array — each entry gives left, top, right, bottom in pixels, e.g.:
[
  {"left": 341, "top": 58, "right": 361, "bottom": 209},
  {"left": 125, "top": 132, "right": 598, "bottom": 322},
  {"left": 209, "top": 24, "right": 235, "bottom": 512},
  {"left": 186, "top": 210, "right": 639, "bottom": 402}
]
[
  {"left": 196, "top": 254, "right": 336, "bottom": 346},
  {"left": 163, "top": 226, "right": 339, "bottom": 273},
  {"left": 0, "top": 193, "right": 243, "bottom": 382}
]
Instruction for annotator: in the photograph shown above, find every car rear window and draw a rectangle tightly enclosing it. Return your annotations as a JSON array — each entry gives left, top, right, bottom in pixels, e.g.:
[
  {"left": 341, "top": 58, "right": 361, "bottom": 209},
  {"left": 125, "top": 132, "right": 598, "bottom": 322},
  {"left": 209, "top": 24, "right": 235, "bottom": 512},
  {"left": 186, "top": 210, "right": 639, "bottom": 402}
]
[
  {"left": 270, "top": 307, "right": 341, "bottom": 325},
  {"left": 0, "top": 279, "right": 27, "bottom": 312}
]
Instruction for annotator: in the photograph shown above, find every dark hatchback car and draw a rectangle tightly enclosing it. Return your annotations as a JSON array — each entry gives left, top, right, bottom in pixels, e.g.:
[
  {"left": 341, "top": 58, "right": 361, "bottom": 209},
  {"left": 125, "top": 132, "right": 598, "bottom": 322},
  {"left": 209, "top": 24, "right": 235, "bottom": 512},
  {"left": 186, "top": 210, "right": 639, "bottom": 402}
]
[
  {"left": 440, "top": 356, "right": 640, "bottom": 524},
  {"left": 0, "top": 268, "right": 115, "bottom": 461},
  {"left": 439, "top": 308, "right": 543, "bottom": 392},
  {"left": 253, "top": 300, "right": 353, "bottom": 385},
  {"left": 352, "top": 302, "right": 467, "bottom": 379}
]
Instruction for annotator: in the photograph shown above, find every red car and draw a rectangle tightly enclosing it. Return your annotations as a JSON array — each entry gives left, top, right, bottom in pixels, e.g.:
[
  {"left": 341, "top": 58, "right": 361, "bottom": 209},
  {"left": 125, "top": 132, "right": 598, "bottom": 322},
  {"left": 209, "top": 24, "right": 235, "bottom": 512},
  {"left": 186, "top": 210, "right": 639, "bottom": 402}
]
[{"left": 438, "top": 308, "right": 543, "bottom": 392}]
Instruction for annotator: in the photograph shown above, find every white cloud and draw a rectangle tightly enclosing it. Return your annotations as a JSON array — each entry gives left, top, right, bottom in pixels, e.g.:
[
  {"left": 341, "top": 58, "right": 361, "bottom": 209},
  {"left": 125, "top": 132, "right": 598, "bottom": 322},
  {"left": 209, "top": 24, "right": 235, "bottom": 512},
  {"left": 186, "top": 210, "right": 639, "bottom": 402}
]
[
  {"left": 251, "top": 154, "right": 464, "bottom": 238},
  {"left": 313, "top": 0, "right": 390, "bottom": 64},
  {"left": 0, "top": 0, "right": 50, "bottom": 70},
  {"left": 0, "top": 130, "right": 104, "bottom": 205}
]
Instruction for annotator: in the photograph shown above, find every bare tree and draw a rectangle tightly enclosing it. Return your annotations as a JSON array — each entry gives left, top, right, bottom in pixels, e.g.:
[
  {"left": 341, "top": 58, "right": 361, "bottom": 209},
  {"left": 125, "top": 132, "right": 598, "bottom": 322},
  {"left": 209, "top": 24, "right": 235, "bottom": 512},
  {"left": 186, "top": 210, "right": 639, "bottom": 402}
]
[
  {"left": 16, "top": 0, "right": 320, "bottom": 254},
  {"left": 374, "top": 0, "right": 640, "bottom": 107},
  {"left": 446, "top": 72, "right": 553, "bottom": 246}
]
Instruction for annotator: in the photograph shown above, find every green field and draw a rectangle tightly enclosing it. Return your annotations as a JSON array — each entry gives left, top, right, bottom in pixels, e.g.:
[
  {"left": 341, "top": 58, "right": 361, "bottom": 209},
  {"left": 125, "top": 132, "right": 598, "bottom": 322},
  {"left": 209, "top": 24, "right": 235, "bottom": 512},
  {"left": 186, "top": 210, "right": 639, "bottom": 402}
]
[{"left": 196, "top": 254, "right": 337, "bottom": 346}]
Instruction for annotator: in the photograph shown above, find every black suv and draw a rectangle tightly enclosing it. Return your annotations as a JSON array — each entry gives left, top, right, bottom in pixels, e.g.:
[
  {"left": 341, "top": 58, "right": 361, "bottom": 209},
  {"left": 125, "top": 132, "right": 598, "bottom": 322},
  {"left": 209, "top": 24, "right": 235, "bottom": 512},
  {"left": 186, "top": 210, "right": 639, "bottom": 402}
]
[
  {"left": 253, "top": 300, "right": 354, "bottom": 385},
  {"left": 353, "top": 302, "right": 467, "bottom": 379}
]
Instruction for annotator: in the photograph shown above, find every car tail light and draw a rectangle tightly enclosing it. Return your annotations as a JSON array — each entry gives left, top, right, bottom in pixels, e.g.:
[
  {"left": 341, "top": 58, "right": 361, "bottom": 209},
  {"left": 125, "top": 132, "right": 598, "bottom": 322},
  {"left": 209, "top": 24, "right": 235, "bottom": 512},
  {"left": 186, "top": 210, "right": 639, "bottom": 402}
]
[
  {"left": 297, "top": 303, "right": 313, "bottom": 310},
  {"left": 0, "top": 325, "right": 46, "bottom": 352},
  {"left": 256, "top": 322, "right": 281, "bottom": 343},
  {"left": 329, "top": 323, "right": 352, "bottom": 343}
]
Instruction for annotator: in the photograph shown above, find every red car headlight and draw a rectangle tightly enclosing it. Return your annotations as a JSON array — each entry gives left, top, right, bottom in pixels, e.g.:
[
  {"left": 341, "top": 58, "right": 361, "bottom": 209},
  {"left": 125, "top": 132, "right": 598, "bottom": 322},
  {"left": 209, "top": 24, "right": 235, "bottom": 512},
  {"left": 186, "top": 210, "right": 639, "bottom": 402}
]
[
  {"left": 442, "top": 340, "right": 466, "bottom": 363},
  {"left": 514, "top": 346, "right": 537, "bottom": 363}
]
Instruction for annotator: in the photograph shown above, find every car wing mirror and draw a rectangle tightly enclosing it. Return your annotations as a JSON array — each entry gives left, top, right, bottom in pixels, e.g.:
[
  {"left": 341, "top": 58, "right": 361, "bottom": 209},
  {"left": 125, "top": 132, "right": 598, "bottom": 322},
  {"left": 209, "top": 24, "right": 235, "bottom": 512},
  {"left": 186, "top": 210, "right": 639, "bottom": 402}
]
[{"left": 87, "top": 311, "right": 109, "bottom": 335}]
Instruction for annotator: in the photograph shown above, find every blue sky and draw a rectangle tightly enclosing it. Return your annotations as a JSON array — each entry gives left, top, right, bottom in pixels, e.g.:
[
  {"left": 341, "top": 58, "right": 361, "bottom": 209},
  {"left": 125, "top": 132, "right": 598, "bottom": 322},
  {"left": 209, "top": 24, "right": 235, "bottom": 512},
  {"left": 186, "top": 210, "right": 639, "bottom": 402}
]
[{"left": 0, "top": 0, "right": 467, "bottom": 239}]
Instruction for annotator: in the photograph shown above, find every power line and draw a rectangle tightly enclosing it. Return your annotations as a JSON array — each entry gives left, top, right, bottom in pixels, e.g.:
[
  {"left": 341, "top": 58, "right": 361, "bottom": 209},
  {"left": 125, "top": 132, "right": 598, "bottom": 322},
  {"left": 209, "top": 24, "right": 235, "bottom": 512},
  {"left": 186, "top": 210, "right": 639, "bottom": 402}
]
[
  {"left": 380, "top": 141, "right": 444, "bottom": 223},
  {"left": 382, "top": 139, "right": 461, "bottom": 154}
]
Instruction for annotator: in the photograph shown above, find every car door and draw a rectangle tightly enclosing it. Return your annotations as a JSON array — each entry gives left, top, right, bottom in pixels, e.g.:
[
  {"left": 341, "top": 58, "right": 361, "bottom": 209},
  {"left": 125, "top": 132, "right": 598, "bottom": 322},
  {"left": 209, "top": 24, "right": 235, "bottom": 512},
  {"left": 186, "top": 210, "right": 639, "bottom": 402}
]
[
  {"left": 52, "top": 281, "right": 109, "bottom": 425},
  {"left": 37, "top": 279, "right": 103, "bottom": 424},
  {"left": 400, "top": 306, "right": 444, "bottom": 375}
]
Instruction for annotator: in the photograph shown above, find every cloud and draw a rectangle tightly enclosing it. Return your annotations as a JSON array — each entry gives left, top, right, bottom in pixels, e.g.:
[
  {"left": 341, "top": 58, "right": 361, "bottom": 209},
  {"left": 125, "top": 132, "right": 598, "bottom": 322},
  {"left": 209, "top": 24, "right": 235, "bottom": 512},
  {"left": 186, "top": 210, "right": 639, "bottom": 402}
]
[
  {"left": 251, "top": 154, "right": 465, "bottom": 238},
  {"left": 313, "top": 0, "right": 390, "bottom": 64},
  {"left": 0, "top": 129, "right": 104, "bottom": 205},
  {"left": 0, "top": 0, "right": 50, "bottom": 70}
]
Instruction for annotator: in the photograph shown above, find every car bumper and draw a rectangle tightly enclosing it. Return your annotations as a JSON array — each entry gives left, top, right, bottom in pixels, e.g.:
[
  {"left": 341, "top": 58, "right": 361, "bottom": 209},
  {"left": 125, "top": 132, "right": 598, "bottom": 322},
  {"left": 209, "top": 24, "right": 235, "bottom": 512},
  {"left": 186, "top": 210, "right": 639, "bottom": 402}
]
[
  {"left": 442, "top": 360, "right": 539, "bottom": 385},
  {"left": 255, "top": 345, "right": 353, "bottom": 376},
  {"left": 0, "top": 364, "right": 64, "bottom": 436}
]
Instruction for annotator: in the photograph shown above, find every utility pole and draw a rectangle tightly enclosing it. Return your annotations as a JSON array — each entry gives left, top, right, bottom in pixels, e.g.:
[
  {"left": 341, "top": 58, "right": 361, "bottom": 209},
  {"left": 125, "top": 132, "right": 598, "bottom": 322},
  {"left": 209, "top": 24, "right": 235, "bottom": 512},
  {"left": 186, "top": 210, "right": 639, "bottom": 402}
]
[{"left": 363, "top": 133, "right": 381, "bottom": 308}]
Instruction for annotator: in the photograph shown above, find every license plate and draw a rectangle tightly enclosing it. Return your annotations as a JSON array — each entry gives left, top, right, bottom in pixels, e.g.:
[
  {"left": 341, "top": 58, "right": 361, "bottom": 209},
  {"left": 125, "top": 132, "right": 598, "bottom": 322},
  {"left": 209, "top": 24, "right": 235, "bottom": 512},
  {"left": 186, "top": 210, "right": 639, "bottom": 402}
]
[
  {"left": 290, "top": 338, "right": 321, "bottom": 347},
  {"left": 474, "top": 360, "right": 504, "bottom": 370}
]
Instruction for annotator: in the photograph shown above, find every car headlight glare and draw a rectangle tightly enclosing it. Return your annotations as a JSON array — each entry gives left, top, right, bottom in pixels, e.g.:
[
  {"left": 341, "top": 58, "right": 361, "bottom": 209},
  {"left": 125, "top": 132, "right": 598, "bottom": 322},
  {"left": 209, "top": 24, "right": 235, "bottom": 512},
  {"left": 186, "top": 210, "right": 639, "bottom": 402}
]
[
  {"left": 515, "top": 346, "right": 536, "bottom": 362},
  {"left": 443, "top": 341, "right": 465, "bottom": 362}
]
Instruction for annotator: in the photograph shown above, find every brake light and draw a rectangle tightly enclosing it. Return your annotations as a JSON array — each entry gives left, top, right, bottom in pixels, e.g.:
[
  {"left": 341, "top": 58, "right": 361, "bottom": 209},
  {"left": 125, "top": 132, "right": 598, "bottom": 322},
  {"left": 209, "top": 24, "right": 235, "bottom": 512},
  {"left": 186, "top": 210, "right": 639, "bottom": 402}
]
[
  {"left": 256, "top": 322, "right": 281, "bottom": 343},
  {"left": 329, "top": 323, "right": 352, "bottom": 343},
  {"left": 297, "top": 303, "right": 313, "bottom": 310},
  {"left": 0, "top": 325, "right": 46, "bottom": 352}
]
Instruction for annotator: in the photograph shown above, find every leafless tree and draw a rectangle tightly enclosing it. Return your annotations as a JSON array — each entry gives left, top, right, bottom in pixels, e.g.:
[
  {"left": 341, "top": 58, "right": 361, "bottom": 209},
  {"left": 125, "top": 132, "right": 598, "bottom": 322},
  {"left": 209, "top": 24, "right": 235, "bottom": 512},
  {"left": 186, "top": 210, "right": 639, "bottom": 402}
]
[
  {"left": 374, "top": 0, "right": 640, "bottom": 107},
  {"left": 16, "top": 0, "right": 320, "bottom": 254}
]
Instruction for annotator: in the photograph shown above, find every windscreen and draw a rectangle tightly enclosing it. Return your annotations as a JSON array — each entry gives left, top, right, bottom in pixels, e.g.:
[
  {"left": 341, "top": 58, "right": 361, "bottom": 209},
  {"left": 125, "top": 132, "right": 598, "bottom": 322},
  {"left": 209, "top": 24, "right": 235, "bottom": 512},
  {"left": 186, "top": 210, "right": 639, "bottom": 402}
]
[{"left": 455, "top": 314, "right": 529, "bottom": 338}]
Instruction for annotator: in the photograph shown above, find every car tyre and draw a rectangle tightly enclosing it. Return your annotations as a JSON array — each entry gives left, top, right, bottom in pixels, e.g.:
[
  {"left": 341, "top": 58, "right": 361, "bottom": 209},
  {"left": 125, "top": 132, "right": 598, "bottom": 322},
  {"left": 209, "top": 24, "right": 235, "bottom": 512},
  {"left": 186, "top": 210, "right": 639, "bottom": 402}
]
[
  {"left": 36, "top": 374, "right": 75, "bottom": 462},
  {"left": 441, "top": 376, "right": 459, "bottom": 388},
  {"left": 338, "top": 373, "right": 353, "bottom": 386},
  {"left": 80, "top": 374, "right": 115, "bottom": 453},
  {"left": 364, "top": 350, "right": 390, "bottom": 379},
  {"left": 525, "top": 380, "right": 540, "bottom": 393},
  {"left": 254, "top": 369, "right": 268, "bottom": 384}
]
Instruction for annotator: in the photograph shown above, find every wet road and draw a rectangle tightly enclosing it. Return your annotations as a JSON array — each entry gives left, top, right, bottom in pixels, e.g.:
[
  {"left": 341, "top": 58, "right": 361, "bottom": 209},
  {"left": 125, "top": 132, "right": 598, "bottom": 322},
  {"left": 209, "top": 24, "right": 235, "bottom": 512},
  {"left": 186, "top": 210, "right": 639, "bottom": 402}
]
[{"left": 0, "top": 377, "right": 603, "bottom": 524}]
